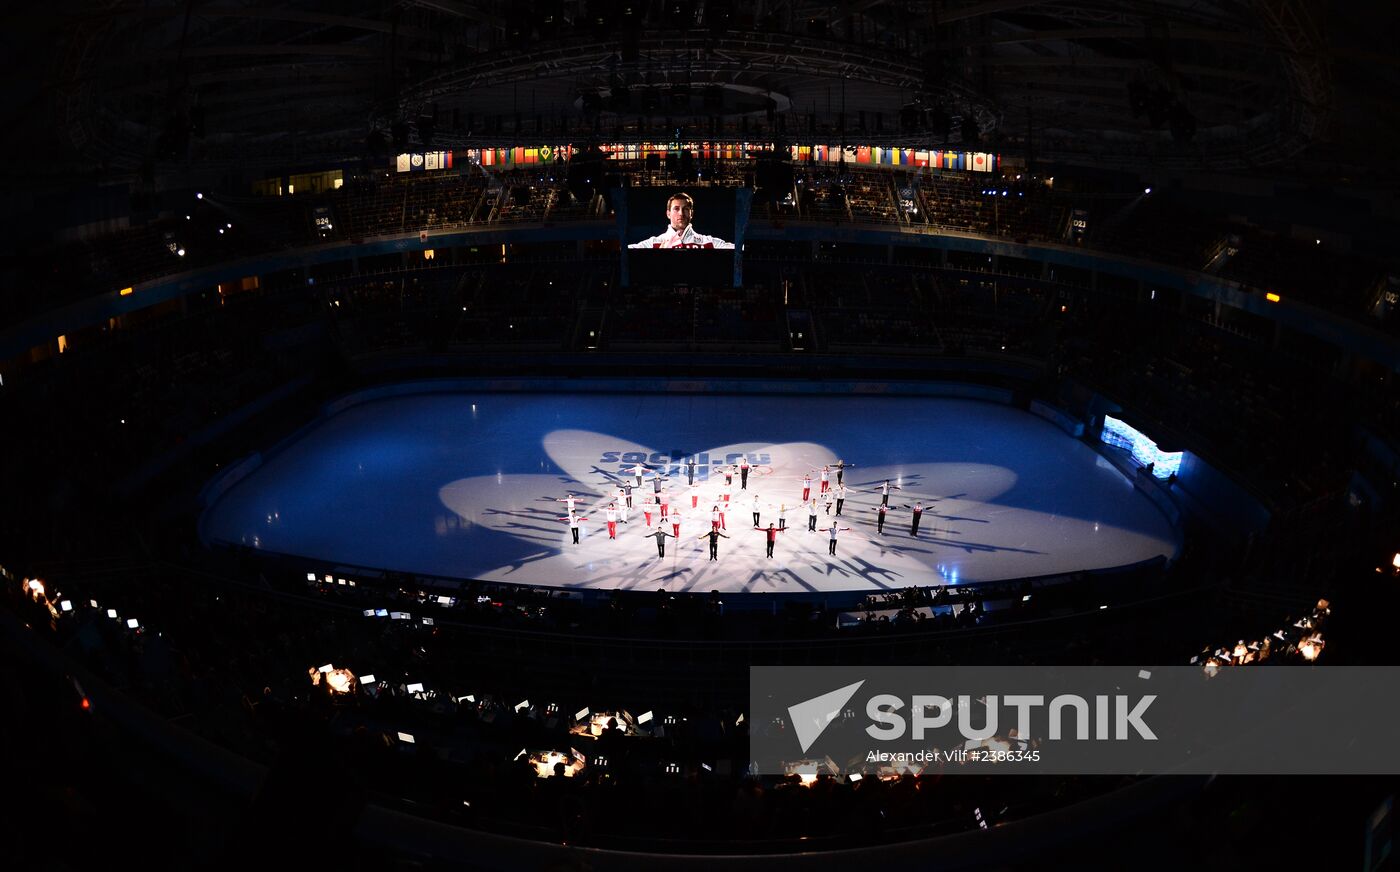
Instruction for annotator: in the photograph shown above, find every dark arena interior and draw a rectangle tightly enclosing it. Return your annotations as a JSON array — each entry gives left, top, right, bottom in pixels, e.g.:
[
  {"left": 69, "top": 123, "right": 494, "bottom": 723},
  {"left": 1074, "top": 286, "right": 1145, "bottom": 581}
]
[{"left": 3, "top": 1, "right": 1400, "bottom": 869}]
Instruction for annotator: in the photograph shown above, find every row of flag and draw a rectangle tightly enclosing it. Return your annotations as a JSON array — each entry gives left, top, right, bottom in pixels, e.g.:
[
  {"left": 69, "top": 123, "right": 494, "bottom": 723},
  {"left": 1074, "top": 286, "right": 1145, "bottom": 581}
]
[
  {"left": 395, "top": 143, "right": 998, "bottom": 173},
  {"left": 394, "top": 151, "right": 454, "bottom": 172},
  {"left": 395, "top": 147, "right": 572, "bottom": 172},
  {"left": 789, "top": 146, "right": 997, "bottom": 171}
]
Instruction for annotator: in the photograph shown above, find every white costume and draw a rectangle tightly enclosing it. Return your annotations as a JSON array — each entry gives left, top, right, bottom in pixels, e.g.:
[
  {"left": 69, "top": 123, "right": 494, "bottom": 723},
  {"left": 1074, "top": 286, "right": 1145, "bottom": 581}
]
[{"left": 628, "top": 224, "right": 734, "bottom": 249}]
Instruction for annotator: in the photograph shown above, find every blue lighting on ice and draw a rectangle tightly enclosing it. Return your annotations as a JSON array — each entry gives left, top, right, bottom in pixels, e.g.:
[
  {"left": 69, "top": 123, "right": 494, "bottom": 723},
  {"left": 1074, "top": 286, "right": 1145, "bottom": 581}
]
[{"left": 1100, "top": 416, "right": 1181, "bottom": 479}]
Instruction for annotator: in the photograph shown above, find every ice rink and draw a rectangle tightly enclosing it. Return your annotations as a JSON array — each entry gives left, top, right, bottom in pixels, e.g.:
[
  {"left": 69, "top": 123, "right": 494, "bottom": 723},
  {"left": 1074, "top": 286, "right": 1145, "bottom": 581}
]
[{"left": 200, "top": 390, "right": 1180, "bottom": 594}]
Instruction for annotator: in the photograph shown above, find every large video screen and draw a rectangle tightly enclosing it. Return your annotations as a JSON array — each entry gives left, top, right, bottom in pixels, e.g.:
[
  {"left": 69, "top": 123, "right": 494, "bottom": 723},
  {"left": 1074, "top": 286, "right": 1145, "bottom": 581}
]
[{"left": 623, "top": 187, "right": 744, "bottom": 287}]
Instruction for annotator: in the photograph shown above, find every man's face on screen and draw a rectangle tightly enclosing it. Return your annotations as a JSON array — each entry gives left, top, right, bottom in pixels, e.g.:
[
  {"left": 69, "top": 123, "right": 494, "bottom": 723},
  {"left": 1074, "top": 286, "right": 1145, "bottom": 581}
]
[{"left": 667, "top": 198, "right": 693, "bottom": 232}]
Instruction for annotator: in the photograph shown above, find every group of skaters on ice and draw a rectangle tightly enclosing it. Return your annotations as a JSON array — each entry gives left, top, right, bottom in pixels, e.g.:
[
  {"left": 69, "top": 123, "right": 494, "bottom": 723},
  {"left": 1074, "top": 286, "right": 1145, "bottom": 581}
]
[{"left": 555, "top": 459, "right": 937, "bottom": 560}]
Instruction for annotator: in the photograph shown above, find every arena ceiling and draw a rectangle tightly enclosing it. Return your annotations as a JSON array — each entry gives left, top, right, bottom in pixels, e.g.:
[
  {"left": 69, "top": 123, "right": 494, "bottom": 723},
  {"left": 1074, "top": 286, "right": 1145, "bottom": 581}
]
[{"left": 8, "top": 1, "right": 1400, "bottom": 180}]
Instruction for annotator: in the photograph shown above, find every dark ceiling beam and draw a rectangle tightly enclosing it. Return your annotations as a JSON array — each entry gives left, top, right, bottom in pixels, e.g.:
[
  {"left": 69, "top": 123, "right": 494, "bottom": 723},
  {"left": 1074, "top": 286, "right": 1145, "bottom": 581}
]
[
  {"left": 966, "top": 54, "right": 1274, "bottom": 84},
  {"left": 990, "top": 80, "right": 1261, "bottom": 115},
  {"left": 949, "top": 25, "right": 1269, "bottom": 48},
  {"left": 211, "top": 98, "right": 367, "bottom": 127},
  {"left": 400, "top": 0, "right": 505, "bottom": 27},
  {"left": 150, "top": 44, "right": 379, "bottom": 60},
  {"left": 934, "top": 0, "right": 1058, "bottom": 25},
  {"left": 80, "top": 6, "right": 448, "bottom": 42},
  {"left": 188, "top": 65, "right": 371, "bottom": 86},
  {"left": 830, "top": 0, "right": 889, "bottom": 26},
  {"left": 992, "top": 76, "right": 1258, "bottom": 105},
  {"left": 94, "top": 66, "right": 371, "bottom": 100},
  {"left": 196, "top": 82, "right": 373, "bottom": 108},
  {"left": 142, "top": 43, "right": 447, "bottom": 66},
  {"left": 410, "top": 33, "right": 936, "bottom": 94}
]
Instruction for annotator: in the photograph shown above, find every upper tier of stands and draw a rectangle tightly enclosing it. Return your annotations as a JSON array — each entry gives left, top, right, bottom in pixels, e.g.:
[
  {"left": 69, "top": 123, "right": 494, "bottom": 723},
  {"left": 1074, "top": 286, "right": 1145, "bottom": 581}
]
[{"left": 10, "top": 161, "right": 1388, "bottom": 341}]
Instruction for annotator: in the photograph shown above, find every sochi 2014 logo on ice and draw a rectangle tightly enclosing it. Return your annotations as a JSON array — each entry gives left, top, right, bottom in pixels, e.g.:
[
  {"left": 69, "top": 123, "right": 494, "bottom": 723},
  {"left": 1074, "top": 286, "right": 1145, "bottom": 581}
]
[{"left": 599, "top": 450, "right": 772, "bottom": 478}]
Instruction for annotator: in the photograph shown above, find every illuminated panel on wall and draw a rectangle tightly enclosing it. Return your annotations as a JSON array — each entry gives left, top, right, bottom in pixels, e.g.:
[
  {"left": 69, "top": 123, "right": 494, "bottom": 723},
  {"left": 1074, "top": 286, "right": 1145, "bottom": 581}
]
[{"left": 1101, "top": 416, "right": 1181, "bottom": 479}]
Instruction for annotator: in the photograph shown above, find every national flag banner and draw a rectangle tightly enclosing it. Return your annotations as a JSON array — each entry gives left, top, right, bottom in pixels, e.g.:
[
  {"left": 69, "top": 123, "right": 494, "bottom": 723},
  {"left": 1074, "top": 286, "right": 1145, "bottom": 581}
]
[
  {"left": 425, "top": 151, "right": 440, "bottom": 171},
  {"left": 944, "top": 151, "right": 960, "bottom": 170},
  {"left": 396, "top": 153, "right": 411, "bottom": 173},
  {"left": 539, "top": 145, "right": 553, "bottom": 162},
  {"left": 970, "top": 152, "right": 988, "bottom": 172},
  {"left": 524, "top": 148, "right": 539, "bottom": 164},
  {"left": 445, "top": 150, "right": 454, "bottom": 169},
  {"left": 511, "top": 147, "right": 524, "bottom": 165},
  {"left": 856, "top": 145, "right": 872, "bottom": 164}
]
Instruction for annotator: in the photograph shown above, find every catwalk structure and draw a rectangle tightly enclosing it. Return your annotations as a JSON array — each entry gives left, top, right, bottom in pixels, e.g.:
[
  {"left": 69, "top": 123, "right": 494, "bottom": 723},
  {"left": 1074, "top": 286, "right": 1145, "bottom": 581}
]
[{"left": 201, "top": 391, "right": 1181, "bottom": 595}]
